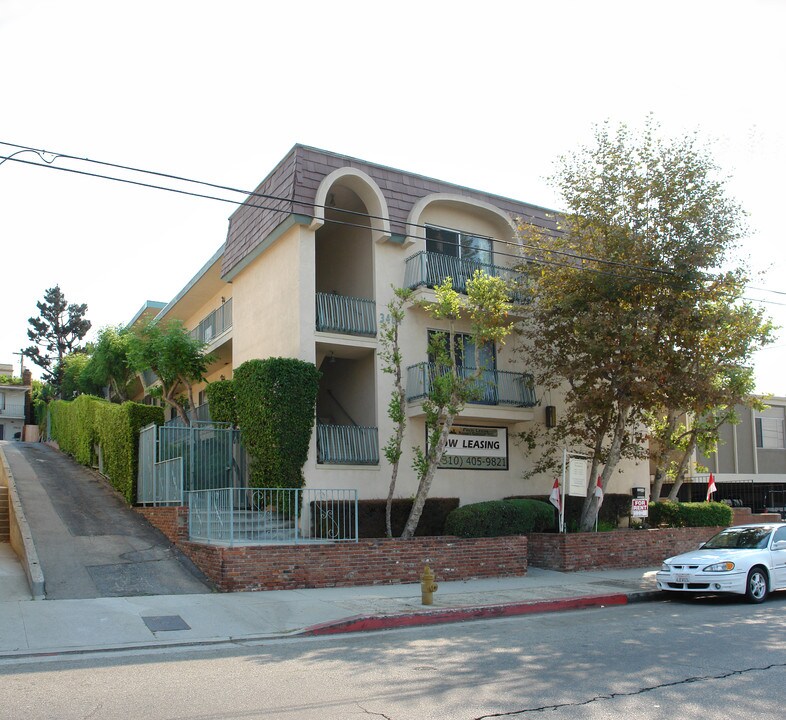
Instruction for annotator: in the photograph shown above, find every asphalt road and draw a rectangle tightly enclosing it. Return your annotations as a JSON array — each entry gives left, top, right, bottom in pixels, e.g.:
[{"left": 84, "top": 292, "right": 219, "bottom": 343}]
[
  {"left": 2, "top": 442, "right": 211, "bottom": 598},
  {"left": 2, "top": 593, "right": 785, "bottom": 719}
]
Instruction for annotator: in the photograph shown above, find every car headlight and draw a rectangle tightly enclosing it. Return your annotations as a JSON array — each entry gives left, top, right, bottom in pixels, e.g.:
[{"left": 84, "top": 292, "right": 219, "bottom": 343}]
[
  {"left": 661, "top": 563, "right": 670, "bottom": 572},
  {"left": 703, "top": 562, "right": 735, "bottom": 572}
]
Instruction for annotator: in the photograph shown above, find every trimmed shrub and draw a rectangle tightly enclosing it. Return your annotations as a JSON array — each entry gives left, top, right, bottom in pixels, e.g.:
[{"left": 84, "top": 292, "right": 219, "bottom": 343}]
[
  {"left": 47, "top": 395, "right": 163, "bottom": 503},
  {"left": 94, "top": 402, "right": 164, "bottom": 503},
  {"left": 205, "top": 379, "right": 237, "bottom": 425},
  {"left": 649, "top": 500, "right": 733, "bottom": 528},
  {"left": 506, "top": 493, "right": 632, "bottom": 529},
  {"left": 234, "top": 358, "right": 320, "bottom": 489},
  {"left": 445, "top": 499, "right": 555, "bottom": 537}
]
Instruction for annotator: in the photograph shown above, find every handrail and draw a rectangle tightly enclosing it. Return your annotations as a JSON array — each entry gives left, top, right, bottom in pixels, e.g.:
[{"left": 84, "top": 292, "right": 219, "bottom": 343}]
[{"left": 315, "top": 292, "right": 376, "bottom": 336}]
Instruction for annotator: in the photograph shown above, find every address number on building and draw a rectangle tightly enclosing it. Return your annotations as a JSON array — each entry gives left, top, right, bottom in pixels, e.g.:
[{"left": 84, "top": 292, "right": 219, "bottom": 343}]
[{"left": 436, "top": 426, "right": 508, "bottom": 471}]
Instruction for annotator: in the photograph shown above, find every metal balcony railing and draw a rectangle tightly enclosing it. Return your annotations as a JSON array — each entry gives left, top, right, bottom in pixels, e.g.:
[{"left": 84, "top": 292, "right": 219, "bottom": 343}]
[
  {"left": 316, "top": 424, "right": 379, "bottom": 465},
  {"left": 406, "top": 362, "right": 537, "bottom": 407},
  {"left": 315, "top": 292, "right": 376, "bottom": 337},
  {"left": 190, "top": 297, "right": 233, "bottom": 345},
  {"left": 404, "top": 251, "right": 527, "bottom": 301},
  {"left": 0, "top": 402, "right": 26, "bottom": 418}
]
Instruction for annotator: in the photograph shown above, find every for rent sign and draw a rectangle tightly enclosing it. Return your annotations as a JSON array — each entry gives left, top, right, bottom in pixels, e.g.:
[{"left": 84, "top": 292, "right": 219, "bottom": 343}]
[{"left": 437, "top": 425, "right": 508, "bottom": 471}]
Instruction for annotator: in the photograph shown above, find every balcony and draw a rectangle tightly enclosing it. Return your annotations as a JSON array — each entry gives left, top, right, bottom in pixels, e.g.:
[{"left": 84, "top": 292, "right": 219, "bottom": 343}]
[
  {"left": 404, "top": 251, "right": 526, "bottom": 300},
  {"left": 315, "top": 292, "right": 376, "bottom": 337},
  {"left": 316, "top": 424, "right": 379, "bottom": 465},
  {"left": 406, "top": 362, "right": 537, "bottom": 408},
  {"left": 0, "top": 402, "right": 26, "bottom": 418},
  {"left": 190, "top": 297, "right": 233, "bottom": 345}
]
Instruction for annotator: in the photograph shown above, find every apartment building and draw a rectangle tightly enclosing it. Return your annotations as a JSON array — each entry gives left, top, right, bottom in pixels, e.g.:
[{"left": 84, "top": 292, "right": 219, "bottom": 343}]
[{"left": 133, "top": 146, "right": 650, "bottom": 504}]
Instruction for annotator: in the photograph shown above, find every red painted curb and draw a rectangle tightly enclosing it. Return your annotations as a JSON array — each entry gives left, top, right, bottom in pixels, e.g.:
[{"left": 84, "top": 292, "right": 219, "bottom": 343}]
[{"left": 301, "top": 593, "right": 629, "bottom": 636}]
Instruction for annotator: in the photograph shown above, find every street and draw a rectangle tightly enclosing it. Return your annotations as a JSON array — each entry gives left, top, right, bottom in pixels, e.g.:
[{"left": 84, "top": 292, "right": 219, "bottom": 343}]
[{"left": 3, "top": 594, "right": 786, "bottom": 719}]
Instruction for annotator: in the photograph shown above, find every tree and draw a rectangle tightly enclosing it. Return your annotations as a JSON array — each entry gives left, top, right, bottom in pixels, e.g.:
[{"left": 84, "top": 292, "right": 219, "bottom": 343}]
[
  {"left": 82, "top": 326, "right": 135, "bottom": 402},
  {"left": 57, "top": 352, "right": 104, "bottom": 399},
  {"left": 379, "top": 287, "right": 413, "bottom": 538},
  {"left": 23, "top": 285, "right": 91, "bottom": 392},
  {"left": 516, "top": 118, "right": 773, "bottom": 531},
  {"left": 128, "top": 321, "right": 213, "bottom": 425},
  {"left": 402, "top": 271, "right": 513, "bottom": 539}
]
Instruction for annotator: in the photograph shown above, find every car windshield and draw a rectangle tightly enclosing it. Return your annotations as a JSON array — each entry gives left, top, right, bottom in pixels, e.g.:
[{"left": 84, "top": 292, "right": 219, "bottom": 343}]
[{"left": 703, "top": 527, "right": 773, "bottom": 550}]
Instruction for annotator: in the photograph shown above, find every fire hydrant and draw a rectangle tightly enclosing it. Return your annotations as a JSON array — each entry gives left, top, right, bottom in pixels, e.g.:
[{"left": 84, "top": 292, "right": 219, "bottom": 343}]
[{"left": 421, "top": 565, "right": 438, "bottom": 605}]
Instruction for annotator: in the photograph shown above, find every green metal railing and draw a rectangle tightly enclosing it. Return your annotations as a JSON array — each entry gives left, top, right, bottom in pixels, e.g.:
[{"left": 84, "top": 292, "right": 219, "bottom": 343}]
[
  {"left": 190, "top": 297, "right": 233, "bottom": 344},
  {"left": 406, "top": 362, "right": 537, "bottom": 407},
  {"left": 188, "top": 487, "right": 359, "bottom": 545},
  {"left": 315, "top": 292, "right": 376, "bottom": 336},
  {"left": 404, "top": 251, "right": 527, "bottom": 301},
  {"left": 316, "top": 424, "right": 379, "bottom": 465}
]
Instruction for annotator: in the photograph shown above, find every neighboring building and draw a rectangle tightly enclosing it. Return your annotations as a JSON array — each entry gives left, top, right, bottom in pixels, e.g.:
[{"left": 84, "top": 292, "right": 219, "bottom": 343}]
[
  {"left": 130, "top": 145, "right": 650, "bottom": 505},
  {"left": 0, "top": 364, "right": 31, "bottom": 441},
  {"left": 692, "top": 399, "right": 786, "bottom": 513}
]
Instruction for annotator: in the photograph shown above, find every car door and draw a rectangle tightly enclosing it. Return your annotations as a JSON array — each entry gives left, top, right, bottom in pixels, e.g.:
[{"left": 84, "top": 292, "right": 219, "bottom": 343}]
[{"left": 769, "top": 526, "right": 786, "bottom": 589}]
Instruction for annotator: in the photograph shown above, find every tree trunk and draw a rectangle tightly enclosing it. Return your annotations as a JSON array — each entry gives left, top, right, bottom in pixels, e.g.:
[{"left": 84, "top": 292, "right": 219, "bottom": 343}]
[
  {"left": 666, "top": 439, "right": 698, "bottom": 501},
  {"left": 401, "top": 408, "right": 457, "bottom": 539},
  {"left": 385, "top": 383, "right": 406, "bottom": 539},
  {"left": 579, "top": 405, "right": 629, "bottom": 531}
]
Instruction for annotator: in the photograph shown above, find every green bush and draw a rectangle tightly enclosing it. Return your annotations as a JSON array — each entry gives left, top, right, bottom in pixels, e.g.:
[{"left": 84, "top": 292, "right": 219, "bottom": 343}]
[
  {"left": 445, "top": 499, "right": 555, "bottom": 537},
  {"left": 205, "top": 379, "right": 237, "bottom": 425},
  {"left": 506, "top": 493, "right": 632, "bottom": 529},
  {"left": 47, "top": 395, "right": 163, "bottom": 503},
  {"left": 649, "top": 500, "right": 732, "bottom": 528},
  {"left": 234, "top": 358, "right": 320, "bottom": 489}
]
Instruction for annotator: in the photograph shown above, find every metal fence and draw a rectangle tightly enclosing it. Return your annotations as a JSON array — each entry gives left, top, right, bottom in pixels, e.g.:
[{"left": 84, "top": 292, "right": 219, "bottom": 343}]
[
  {"left": 188, "top": 487, "right": 359, "bottom": 545},
  {"left": 316, "top": 424, "right": 379, "bottom": 465},
  {"left": 664, "top": 476, "right": 786, "bottom": 518},
  {"left": 137, "top": 421, "right": 247, "bottom": 505},
  {"left": 315, "top": 292, "right": 376, "bottom": 337}
]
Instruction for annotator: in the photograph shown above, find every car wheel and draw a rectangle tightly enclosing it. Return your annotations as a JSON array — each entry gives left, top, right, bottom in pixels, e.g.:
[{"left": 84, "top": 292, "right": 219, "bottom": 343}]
[{"left": 745, "top": 567, "right": 769, "bottom": 603}]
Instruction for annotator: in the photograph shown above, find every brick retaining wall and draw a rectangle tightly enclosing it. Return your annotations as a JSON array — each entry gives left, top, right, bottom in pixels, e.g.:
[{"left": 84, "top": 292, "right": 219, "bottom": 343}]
[
  {"left": 136, "top": 506, "right": 528, "bottom": 591},
  {"left": 528, "top": 527, "right": 724, "bottom": 572}
]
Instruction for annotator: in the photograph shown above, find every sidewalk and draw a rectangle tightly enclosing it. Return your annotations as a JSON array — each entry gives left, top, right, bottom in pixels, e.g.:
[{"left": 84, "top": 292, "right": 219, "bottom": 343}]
[{"left": 0, "top": 543, "right": 661, "bottom": 659}]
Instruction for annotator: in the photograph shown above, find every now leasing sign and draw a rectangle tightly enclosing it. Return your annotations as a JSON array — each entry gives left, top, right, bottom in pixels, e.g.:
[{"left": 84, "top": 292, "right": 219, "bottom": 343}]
[{"left": 437, "top": 425, "right": 508, "bottom": 471}]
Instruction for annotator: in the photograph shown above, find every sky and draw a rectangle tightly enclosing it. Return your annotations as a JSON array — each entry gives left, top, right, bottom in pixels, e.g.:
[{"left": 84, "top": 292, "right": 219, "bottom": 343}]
[{"left": 1, "top": 0, "right": 784, "bottom": 393}]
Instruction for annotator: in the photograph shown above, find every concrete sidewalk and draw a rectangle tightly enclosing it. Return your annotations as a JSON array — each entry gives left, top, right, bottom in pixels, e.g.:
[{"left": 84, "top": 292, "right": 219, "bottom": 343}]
[{"left": 0, "top": 543, "right": 661, "bottom": 659}]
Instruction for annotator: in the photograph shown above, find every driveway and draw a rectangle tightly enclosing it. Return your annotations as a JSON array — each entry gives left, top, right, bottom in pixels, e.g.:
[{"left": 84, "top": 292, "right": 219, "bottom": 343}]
[{"left": 2, "top": 442, "right": 212, "bottom": 599}]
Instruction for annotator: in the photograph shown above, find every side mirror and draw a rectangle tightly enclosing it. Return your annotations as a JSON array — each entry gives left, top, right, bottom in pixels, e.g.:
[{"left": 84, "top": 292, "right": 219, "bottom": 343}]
[
  {"left": 698, "top": 542, "right": 706, "bottom": 549},
  {"left": 773, "top": 540, "right": 786, "bottom": 551}
]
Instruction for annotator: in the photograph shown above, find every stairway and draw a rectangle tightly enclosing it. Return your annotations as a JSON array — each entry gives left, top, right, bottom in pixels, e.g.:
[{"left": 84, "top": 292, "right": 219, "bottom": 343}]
[{"left": 0, "top": 486, "right": 9, "bottom": 541}]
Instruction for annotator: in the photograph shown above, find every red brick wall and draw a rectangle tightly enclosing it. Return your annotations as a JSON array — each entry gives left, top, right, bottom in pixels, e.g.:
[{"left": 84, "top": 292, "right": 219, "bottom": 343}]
[
  {"left": 136, "top": 506, "right": 528, "bottom": 591},
  {"left": 528, "top": 527, "right": 724, "bottom": 572},
  {"left": 136, "top": 506, "right": 189, "bottom": 544}
]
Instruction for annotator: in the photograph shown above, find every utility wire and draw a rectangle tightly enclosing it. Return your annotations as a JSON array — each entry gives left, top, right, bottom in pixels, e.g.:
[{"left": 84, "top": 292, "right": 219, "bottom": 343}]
[{"left": 0, "top": 142, "right": 678, "bottom": 278}]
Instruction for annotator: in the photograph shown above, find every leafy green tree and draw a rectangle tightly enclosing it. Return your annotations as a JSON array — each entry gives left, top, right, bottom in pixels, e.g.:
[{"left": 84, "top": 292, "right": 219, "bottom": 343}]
[
  {"left": 23, "top": 285, "right": 91, "bottom": 393},
  {"left": 128, "top": 321, "right": 213, "bottom": 425},
  {"left": 379, "top": 287, "right": 413, "bottom": 538},
  {"left": 82, "top": 326, "right": 135, "bottom": 402},
  {"left": 57, "top": 352, "right": 103, "bottom": 399},
  {"left": 517, "top": 118, "right": 773, "bottom": 531},
  {"left": 402, "top": 271, "right": 513, "bottom": 539}
]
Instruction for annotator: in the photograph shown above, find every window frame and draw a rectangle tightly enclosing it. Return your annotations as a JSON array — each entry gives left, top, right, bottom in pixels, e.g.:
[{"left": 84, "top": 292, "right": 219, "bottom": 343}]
[
  {"left": 755, "top": 416, "right": 785, "bottom": 449},
  {"left": 425, "top": 224, "right": 494, "bottom": 266}
]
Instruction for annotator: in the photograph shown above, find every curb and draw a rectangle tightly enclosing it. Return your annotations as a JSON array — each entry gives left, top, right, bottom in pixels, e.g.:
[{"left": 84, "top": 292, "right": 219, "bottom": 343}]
[{"left": 300, "top": 591, "right": 659, "bottom": 636}]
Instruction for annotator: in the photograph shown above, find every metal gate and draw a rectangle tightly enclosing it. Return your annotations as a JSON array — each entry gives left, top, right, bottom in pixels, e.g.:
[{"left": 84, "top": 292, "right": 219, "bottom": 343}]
[{"left": 137, "top": 422, "right": 247, "bottom": 505}]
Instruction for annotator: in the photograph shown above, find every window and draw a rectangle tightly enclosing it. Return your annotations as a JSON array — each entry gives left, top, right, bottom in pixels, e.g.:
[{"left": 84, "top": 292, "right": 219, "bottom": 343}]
[
  {"left": 427, "top": 330, "right": 495, "bottom": 370},
  {"left": 755, "top": 416, "right": 785, "bottom": 449},
  {"left": 426, "top": 225, "right": 493, "bottom": 266},
  {"left": 0, "top": 391, "right": 4, "bottom": 410}
]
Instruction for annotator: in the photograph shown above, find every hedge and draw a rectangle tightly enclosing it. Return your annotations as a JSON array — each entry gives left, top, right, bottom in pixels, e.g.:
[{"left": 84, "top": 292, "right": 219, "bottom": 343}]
[
  {"left": 506, "top": 493, "right": 633, "bottom": 529},
  {"left": 47, "top": 396, "right": 163, "bottom": 503},
  {"left": 649, "top": 500, "right": 733, "bottom": 528},
  {"left": 234, "top": 358, "right": 320, "bottom": 489},
  {"left": 204, "top": 379, "right": 237, "bottom": 425},
  {"left": 445, "top": 499, "right": 555, "bottom": 537}
]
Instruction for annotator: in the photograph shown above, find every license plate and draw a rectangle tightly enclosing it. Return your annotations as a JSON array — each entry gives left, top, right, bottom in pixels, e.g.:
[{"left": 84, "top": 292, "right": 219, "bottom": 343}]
[{"left": 675, "top": 573, "right": 691, "bottom": 583}]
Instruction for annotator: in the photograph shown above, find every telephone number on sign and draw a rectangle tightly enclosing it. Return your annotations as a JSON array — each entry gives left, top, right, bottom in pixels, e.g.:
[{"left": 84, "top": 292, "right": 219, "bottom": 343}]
[{"left": 438, "top": 455, "right": 507, "bottom": 470}]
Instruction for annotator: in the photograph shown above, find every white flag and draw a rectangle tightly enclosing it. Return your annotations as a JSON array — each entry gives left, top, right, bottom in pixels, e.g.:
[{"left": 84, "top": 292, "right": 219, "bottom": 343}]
[
  {"left": 706, "top": 473, "right": 717, "bottom": 502},
  {"left": 594, "top": 476, "right": 604, "bottom": 509},
  {"left": 549, "top": 478, "right": 561, "bottom": 512}
]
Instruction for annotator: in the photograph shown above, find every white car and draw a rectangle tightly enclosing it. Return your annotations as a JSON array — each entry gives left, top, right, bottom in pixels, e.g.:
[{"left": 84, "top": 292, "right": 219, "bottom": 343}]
[{"left": 656, "top": 523, "right": 786, "bottom": 603}]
